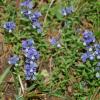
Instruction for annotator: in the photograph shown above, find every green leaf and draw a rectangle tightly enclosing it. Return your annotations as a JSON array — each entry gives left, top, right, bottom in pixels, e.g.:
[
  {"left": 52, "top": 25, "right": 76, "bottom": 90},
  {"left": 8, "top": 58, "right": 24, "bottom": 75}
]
[{"left": 0, "top": 66, "right": 11, "bottom": 85}]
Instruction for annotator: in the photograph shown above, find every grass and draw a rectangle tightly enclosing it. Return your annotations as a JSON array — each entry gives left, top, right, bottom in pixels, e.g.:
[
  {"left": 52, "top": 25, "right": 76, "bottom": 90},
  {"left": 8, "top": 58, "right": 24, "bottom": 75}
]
[{"left": 0, "top": 0, "right": 100, "bottom": 100}]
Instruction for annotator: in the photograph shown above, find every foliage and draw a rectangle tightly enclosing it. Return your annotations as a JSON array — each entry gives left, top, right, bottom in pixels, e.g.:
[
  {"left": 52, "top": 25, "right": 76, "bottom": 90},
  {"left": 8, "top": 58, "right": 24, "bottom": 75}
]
[{"left": 0, "top": 0, "right": 99, "bottom": 100}]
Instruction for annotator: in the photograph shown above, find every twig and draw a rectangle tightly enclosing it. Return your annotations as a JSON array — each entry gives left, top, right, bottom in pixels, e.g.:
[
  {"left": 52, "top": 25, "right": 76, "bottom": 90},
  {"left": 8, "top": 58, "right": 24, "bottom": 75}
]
[
  {"left": 18, "top": 74, "right": 25, "bottom": 94},
  {"left": 49, "top": 57, "right": 52, "bottom": 75},
  {"left": 90, "top": 87, "right": 100, "bottom": 100},
  {"left": 43, "top": 0, "right": 55, "bottom": 28},
  {"left": 16, "top": 0, "right": 20, "bottom": 10}
]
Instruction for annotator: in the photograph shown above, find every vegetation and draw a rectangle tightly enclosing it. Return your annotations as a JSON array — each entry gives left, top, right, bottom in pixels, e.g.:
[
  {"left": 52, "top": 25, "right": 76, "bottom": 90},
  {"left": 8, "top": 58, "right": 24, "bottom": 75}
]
[{"left": 0, "top": 0, "right": 100, "bottom": 100}]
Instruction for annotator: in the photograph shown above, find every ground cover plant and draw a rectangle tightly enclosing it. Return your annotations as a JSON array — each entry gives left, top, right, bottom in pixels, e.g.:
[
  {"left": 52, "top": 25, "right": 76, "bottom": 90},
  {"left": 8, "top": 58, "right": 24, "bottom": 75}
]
[{"left": 0, "top": 0, "right": 100, "bottom": 100}]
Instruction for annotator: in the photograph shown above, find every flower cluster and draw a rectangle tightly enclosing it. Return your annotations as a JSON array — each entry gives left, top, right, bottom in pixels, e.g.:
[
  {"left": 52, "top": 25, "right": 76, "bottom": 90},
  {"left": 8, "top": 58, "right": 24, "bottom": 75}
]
[
  {"left": 81, "top": 30, "right": 100, "bottom": 78},
  {"left": 62, "top": 6, "right": 74, "bottom": 16},
  {"left": 3, "top": 21, "right": 16, "bottom": 33},
  {"left": 81, "top": 30, "right": 96, "bottom": 62},
  {"left": 22, "top": 39, "right": 40, "bottom": 80},
  {"left": 20, "top": 0, "right": 42, "bottom": 33},
  {"left": 8, "top": 55, "right": 19, "bottom": 65},
  {"left": 81, "top": 30, "right": 95, "bottom": 46}
]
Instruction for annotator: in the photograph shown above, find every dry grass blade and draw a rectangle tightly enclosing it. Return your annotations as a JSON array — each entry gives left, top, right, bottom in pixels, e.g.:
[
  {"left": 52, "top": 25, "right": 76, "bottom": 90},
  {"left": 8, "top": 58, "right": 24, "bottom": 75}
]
[
  {"left": 90, "top": 87, "right": 100, "bottom": 100},
  {"left": 18, "top": 74, "right": 25, "bottom": 94},
  {"left": 0, "top": 66, "right": 11, "bottom": 85},
  {"left": 43, "top": 0, "right": 55, "bottom": 28}
]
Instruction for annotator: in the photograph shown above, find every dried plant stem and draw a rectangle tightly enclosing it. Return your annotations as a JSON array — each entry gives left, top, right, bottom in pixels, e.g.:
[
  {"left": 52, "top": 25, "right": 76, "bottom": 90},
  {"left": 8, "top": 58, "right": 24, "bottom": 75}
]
[
  {"left": 16, "top": 0, "right": 20, "bottom": 10},
  {"left": 18, "top": 75, "right": 25, "bottom": 94},
  {"left": 43, "top": 0, "right": 55, "bottom": 28},
  {"left": 90, "top": 87, "right": 100, "bottom": 100}
]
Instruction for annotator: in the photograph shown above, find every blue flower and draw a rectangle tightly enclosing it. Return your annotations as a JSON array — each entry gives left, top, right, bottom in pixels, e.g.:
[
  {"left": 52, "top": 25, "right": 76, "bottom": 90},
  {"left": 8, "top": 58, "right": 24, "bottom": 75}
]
[
  {"left": 62, "top": 6, "right": 74, "bottom": 16},
  {"left": 94, "top": 44, "right": 100, "bottom": 57},
  {"left": 27, "top": 39, "right": 34, "bottom": 46},
  {"left": 32, "top": 21, "right": 42, "bottom": 29},
  {"left": 81, "top": 50, "right": 95, "bottom": 62},
  {"left": 22, "top": 39, "right": 40, "bottom": 80},
  {"left": 89, "top": 54, "right": 94, "bottom": 61},
  {"left": 25, "top": 62, "right": 38, "bottom": 80},
  {"left": 8, "top": 55, "right": 19, "bottom": 65},
  {"left": 32, "top": 21, "right": 42, "bottom": 33},
  {"left": 4, "top": 21, "right": 16, "bottom": 32},
  {"left": 24, "top": 48, "right": 35, "bottom": 60},
  {"left": 50, "top": 37, "right": 57, "bottom": 45},
  {"left": 22, "top": 39, "right": 34, "bottom": 49},
  {"left": 94, "top": 44, "right": 100, "bottom": 55},
  {"left": 86, "top": 46, "right": 93, "bottom": 51},
  {"left": 29, "top": 11, "right": 42, "bottom": 22},
  {"left": 82, "top": 30, "right": 93, "bottom": 36},
  {"left": 33, "top": 11, "right": 42, "bottom": 19},
  {"left": 81, "top": 53, "right": 88, "bottom": 62},
  {"left": 24, "top": 47, "right": 40, "bottom": 60},
  {"left": 21, "top": 10, "right": 32, "bottom": 17},
  {"left": 20, "top": 1, "right": 42, "bottom": 33},
  {"left": 20, "top": 0, "right": 33, "bottom": 9},
  {"left": 82, "top": 30, "right": 95, "bottom": 46},
  {"left": 62, "top": 8, "right": 67, "bottom": 16}
]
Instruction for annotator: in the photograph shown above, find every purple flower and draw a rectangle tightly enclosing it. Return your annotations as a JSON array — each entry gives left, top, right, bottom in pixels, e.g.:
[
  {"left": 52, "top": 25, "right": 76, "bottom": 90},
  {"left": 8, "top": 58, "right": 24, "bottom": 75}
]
[
  {"left": 24, "top": 48, "right": 35, "bottom": 60},
  {"left": 20, "top": 0, "right": 33, "bottom": 9},
  {"left": 20, "top": 2, "right": 42, "bottom": 33},
  {"left": 29, "top": 11, "right": 42, "bottom": 22},
  {"left": 34, "top": 51, "right": 40, "bottom": 60},
  {"left": 50, "top": 37, "right": 57, "bottom": 45},
  {"left": 81, "top": 29, "right": 100, "bottom": 67},
  {"left": 95, "top": 44, "right": 100, "bottom": 57},
  {"left": 94, "top": 44, "right": 100, "bottom": 55},
  {"left": 24, "top": 47, "right": 40, "bottom": 60},
  {"left": 81, "top": 30, "right": 95, "bottom": 46},
  {"left": 22, "top": 39, "right": 34, "bottom": 49},
  {"left": 8, "top": 55, "right": 19, "bottom": 65},
  {"left": 32, "top": 21, "right": 42, "bottom": 29},
  {"left": 89, "top": 54, "right": 94, "bottom": 61},
  {"left": 81, "top": 53, "right": 88, "bottom": 62},
  {"left": 94, "top": 44, "right": 100, "bottom": 49},
  {"left": 28, "top": 11, "right": 42, "bottom": 33},
  {"left": 32, "top": 21, "right": 42, "bottom": 33},
  {"left": 62, "top": 6, "right": 74, "bottom": 16},
  {"left": 22, "top": 39, "right": 39, "bottom": 60},
  {"left": 62, "top": 8, "right": 67, "bottom": 16},
  {"left": 21, "top": 10, "right": 32, "bottom": 17},
  {"left": 82, "top": 30, "right": 93, "bottom": 36},
  {"left": 4, "top": 21, "right": 16, "bottom": 32},
  {"left": 81, "top": 51, "right": 95, "bottom": 62},
  {"left": 86, "top": 46, "right": 93, "bottom": 51},
  {"left": 84, "top": 37, "right": 95, "bottom": 45},
  {"left": 25, "top": 62, "right": 38, "bottom": 80},
  {"left": 33, "top": 11, "right": 42, "bottom": 19},
  {"left": 22, "top": 39, "right": 40, "bottom": 80}
]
